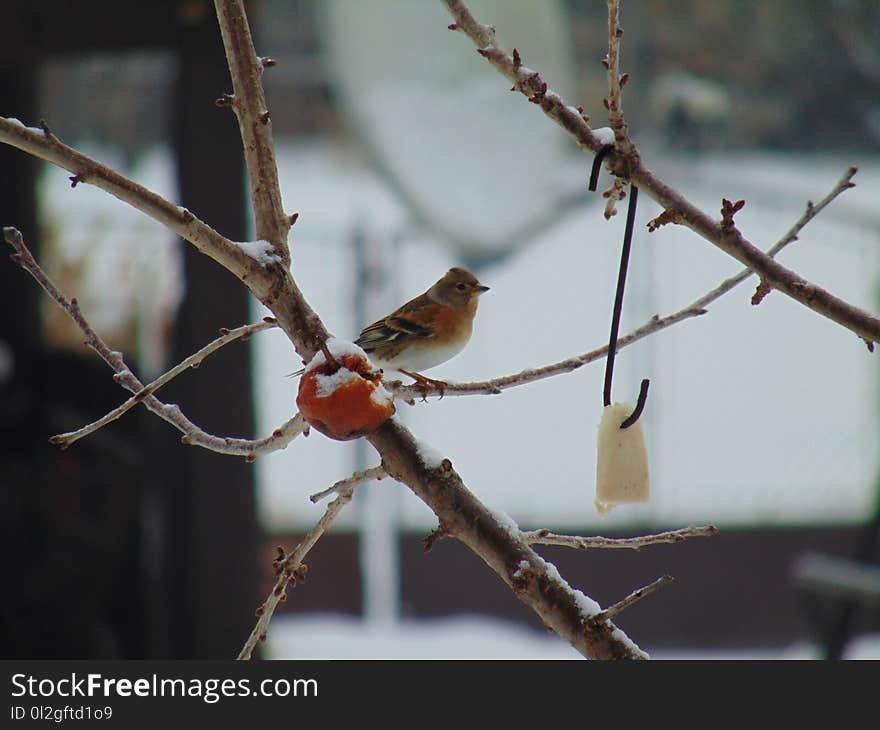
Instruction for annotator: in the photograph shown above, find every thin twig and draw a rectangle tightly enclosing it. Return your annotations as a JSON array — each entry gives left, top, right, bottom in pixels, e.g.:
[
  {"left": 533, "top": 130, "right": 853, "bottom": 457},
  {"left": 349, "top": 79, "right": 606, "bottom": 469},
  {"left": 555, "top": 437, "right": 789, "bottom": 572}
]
[
  {"left": 238, "top": 476, "right": 364, "bottom": 660},
  {"left": 4, "top": 227, "right": 305, "bottom": 458},
  {"left": 595, "top": 575, "right": 673, "bottom": 621},
  {"left": 388, "top": 165, "right": 860, "bottom": 401},
  {"left": 50, "top": 319, "right": 278, "bottom": 447},
  {"left": 309, "top": 465, "right": 388, "bottom": 503},
  {"left": 443, "top": 0, "right": 880, "bottom": 345},
  {"left": 522, "top": 525, "right": 717, "bottom": 550},
  {"left": 604, "top": 0, "right": 634, "bottom": 156},
  {"left": 600, "top": 0, "right": 633, "bottom": 218},
  {"left": 213, "top": 0, "right": 291, "bottom": 261}
]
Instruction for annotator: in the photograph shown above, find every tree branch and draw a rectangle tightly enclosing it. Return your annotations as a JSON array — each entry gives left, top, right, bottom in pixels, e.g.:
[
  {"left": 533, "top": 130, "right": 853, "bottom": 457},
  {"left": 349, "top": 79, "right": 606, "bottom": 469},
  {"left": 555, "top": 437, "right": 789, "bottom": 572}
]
[
  {"left": 443, "top": 0, "right": 880, "bottom": 346},
  {"left": 0, "top": 117, "right": 252, "bottom": 279},
  {"left": 50, "top": 319, "right": 278, "bottom": 448},
  {"left": 4, "top": 227, "right": 306, "bottom": 459},
  {"left": 523, "top": 525, "right": 717, "bottom": 550},
  {"left": 213, "top": 0, "right": 291, "bottom": 260},
  {"left": 600, "top": 0, "right": 634, "bottom": 218},
  {"left": 309, "top": 465, "right": 388, "bottom": 503},
  {"left": 594, "top": 575, "right": 673, "bottom": 621},
  {"left": 604, "top": 0, "right": 631, "bottom": 153}
]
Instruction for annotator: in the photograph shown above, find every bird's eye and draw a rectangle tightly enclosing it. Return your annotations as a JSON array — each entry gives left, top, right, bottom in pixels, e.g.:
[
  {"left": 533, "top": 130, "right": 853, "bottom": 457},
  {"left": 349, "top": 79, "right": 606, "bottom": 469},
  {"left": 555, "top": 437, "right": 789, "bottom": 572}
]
[{"left": 456, "top": 283, "right": 467, "bottom": 291}]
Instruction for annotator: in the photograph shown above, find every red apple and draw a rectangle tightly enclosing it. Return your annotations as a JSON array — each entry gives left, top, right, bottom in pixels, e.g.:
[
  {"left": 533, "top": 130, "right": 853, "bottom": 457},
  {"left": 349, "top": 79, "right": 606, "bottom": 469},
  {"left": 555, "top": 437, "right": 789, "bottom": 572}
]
[{"left": 296, "top": 341, "right": 395, "bottom": 441}]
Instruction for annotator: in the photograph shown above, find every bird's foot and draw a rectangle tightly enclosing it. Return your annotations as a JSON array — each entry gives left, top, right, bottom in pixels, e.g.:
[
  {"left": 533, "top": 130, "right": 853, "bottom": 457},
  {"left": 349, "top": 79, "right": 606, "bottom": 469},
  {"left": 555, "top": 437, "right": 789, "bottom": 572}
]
[{"left": 400, "top": 370, "right": 448, "bottom": 400}]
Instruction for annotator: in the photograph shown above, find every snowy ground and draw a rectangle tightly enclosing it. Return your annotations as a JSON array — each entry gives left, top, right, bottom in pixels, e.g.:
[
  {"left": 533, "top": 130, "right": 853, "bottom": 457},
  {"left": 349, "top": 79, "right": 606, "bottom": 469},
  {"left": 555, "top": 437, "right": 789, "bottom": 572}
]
[{"left": 268, "top": 614, "right": 880, "bottom": 660}]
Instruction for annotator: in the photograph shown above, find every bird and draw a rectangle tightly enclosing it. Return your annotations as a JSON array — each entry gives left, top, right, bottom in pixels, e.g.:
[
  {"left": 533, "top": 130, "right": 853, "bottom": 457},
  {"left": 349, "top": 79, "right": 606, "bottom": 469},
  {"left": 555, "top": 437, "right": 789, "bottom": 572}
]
[{"left": 355, "top": 266, "right": 489, "bottom": 388}]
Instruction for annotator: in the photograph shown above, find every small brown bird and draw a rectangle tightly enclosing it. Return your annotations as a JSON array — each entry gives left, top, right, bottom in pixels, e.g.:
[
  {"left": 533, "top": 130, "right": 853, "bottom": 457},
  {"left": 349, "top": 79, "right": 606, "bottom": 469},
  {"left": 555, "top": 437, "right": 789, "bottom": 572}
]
[{"left": 355, "top": 267, "right": 489, "bottom": 385}]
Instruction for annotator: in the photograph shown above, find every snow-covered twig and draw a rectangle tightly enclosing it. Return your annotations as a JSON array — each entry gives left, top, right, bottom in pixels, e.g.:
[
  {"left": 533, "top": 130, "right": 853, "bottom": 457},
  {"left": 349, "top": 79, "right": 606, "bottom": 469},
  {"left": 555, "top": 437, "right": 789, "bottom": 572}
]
[
  {"left": 309, "top": 465, "right": 388, "bottom": 503},
  {"left": 238, "top": 475, "right": 363, "bottom": 660},
  {"left": 50, "top": 319, "right": 279, "bottom": 448},
  {"left": 389, "top": 165, "right": 860, "bottom": 400},
  {"left": 4, "top": 227, "right": 306, "bottom": 458},
  {"left": 523, "top": 525, "right": 717, "bottom": 550},
  {"left": 443, "top": 0, "right": 880, "bottom": 346}
]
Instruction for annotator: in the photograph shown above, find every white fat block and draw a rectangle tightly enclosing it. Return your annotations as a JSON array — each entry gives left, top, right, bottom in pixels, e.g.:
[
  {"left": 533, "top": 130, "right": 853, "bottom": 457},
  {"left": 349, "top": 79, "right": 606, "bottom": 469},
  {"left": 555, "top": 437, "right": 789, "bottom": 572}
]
[{"left": 595, "top": 403, "right": 650, "bottom": 515}]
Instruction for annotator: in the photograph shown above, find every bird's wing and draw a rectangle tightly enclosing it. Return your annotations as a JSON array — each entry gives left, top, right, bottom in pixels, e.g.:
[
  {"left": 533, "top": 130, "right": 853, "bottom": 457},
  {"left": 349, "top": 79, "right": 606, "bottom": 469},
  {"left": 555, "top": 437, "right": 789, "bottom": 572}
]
[{"left": 355, "top": 294, "right": 435, "bottom": 351}]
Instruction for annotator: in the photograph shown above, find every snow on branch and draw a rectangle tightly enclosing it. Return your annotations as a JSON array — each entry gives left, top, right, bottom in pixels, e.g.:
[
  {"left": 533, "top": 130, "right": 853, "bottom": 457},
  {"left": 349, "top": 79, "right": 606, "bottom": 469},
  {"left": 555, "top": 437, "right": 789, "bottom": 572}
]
[{"left": 443, "top": 0, "right": 880, "bottom": 346}]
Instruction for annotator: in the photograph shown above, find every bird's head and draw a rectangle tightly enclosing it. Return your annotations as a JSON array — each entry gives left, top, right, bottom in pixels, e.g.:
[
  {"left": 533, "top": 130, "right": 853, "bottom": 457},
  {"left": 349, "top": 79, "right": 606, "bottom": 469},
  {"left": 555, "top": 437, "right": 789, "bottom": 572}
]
[{"left": 430, "top": 266, "right": 490, "bottom": 309}]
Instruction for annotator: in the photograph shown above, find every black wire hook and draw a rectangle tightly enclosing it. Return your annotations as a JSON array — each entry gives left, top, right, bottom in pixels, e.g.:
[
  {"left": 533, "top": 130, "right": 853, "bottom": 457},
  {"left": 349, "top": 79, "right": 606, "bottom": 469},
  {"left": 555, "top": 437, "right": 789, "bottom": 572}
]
[
  {"left": 588, "top": 144, "right": 615, "bottom": 192},
  {"left": 596, "top": 173, "right": 650, "bottom": 429}
]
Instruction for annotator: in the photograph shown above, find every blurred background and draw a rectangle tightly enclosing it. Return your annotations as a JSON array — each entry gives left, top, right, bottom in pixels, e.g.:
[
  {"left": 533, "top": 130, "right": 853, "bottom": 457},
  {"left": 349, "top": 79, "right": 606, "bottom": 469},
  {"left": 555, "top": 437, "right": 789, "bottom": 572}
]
[{"left": 2, "top": 0, "right": 879, "bottom": 659}]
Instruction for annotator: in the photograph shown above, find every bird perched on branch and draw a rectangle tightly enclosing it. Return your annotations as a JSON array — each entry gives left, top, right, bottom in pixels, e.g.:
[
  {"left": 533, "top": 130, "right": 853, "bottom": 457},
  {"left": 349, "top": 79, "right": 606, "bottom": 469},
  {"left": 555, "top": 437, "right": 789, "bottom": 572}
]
[{"left": 355, "top": 266, "right": 489, "bottom": 388}]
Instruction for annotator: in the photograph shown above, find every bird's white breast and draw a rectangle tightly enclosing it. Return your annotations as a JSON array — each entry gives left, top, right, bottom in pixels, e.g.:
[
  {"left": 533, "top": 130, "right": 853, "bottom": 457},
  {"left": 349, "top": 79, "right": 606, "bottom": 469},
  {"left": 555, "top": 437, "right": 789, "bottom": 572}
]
[{"left": 373, "top": 336, "right": 469, "bottom": 373}]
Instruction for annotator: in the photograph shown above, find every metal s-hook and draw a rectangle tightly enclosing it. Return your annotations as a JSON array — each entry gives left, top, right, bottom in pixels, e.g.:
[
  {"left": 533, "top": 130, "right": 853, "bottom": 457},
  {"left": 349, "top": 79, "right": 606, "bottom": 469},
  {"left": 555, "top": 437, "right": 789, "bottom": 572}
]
[
  {"left": 588, "top": 144, "right": 615, "bottom": 192},
  {"left": 595, "top": 171, "right": 651, "bottom": 430},
  {"left": 620, "top": 378, "right": 650, "bottom": 429}
]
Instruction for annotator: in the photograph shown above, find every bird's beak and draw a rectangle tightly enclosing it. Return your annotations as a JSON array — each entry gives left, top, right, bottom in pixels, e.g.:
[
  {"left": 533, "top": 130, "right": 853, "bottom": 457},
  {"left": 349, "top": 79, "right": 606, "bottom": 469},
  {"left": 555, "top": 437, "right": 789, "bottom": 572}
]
[{"left": 476, "top": 284, "right": 490, "bottom": 293}]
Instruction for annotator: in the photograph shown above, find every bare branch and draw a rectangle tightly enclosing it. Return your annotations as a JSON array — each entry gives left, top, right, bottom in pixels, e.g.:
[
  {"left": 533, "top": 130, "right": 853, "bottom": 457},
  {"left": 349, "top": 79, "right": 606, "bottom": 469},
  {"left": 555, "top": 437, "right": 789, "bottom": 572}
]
[
  {"left": 604, "top": 0, "right": 635, "bottom": 158},
  {"left": 4, "top": 227, "right": 306, "bottom": 459},
  {"left": 0, "top": 117, "right": 253, "bottom": 280},
  {"left": 238, "top": 476, "right": 362, "bottom": 660},
  {"left": 595, "top": 575, "right": 674, "bottom": 621},
  {"left": 388, "top": 165, "right": 860, "bottom": 400},
  {"left": 51, "top": 319, "right": 278, "bottom": 447},
  {"left": 310, "top": 465, "right": 388, "bottom": 503},
  {"left": 599, "top": 1, "right": 635, "bottom": 219},
  {"left": 442, "top": 0, "right": 880, "bottom": 345},
  {"left": 523, "top": 525, "right": 717, "bottom": 550},
  {"left": 213, "top": 0, "right": 291, "bottom": 260}
]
